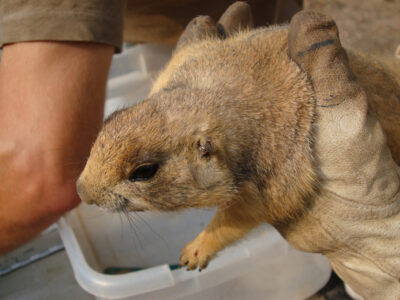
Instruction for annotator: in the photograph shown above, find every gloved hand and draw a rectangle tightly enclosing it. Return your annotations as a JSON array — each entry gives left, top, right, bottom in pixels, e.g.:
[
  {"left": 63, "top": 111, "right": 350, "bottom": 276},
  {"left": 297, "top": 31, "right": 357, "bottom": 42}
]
[
  {"left": 177, "top": 6, "right": 400, "bottom": 299},
  {"left": 281, "top": 10, "right": 400, "bottom": 300}
]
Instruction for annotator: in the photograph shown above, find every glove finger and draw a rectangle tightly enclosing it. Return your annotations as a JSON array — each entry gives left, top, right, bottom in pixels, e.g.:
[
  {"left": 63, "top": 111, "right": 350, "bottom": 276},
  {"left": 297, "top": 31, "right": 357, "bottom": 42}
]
[
  {"left": 176, "top": 16, "right": 218, "bottom": 50},
  {"left": 217, "top": 1, "right": 254, "bottom": 39},
  {"left": 288, "top": 10, "right": 365, "bottom": 109}
]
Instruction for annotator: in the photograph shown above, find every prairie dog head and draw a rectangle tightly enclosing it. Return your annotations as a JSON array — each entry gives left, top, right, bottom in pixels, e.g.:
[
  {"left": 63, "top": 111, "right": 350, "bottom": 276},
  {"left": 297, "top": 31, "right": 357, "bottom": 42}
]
[
  {"left": 77, "top": 6, "right": 318, "bottom": 222},
  {"left": 77, "top": 3, "right": 257, "bottom": 213},
  {"left": 77, "top": 88, "right": 236, "bottom": 212}
]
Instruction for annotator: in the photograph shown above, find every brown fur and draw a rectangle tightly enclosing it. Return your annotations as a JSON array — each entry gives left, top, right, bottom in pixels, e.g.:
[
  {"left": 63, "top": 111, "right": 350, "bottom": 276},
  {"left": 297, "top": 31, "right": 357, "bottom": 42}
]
[
  {"left": 78, "top": 25, "right": 400, "bottom": 270},
  {"left": 80, "top": 26, "right": 317, "bottom": 221}
]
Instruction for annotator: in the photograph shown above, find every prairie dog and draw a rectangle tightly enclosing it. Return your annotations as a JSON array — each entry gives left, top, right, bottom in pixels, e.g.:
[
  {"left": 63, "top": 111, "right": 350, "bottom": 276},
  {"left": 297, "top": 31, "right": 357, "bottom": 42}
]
[{"left": 77, "top": 2, "right": 400, "bottom": 280}]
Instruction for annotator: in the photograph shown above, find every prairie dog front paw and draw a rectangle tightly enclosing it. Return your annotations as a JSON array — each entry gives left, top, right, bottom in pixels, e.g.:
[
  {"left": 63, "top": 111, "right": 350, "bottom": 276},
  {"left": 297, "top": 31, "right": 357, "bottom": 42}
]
[{"left": 180, "top": 231, "right": 222, "bottom": 271}]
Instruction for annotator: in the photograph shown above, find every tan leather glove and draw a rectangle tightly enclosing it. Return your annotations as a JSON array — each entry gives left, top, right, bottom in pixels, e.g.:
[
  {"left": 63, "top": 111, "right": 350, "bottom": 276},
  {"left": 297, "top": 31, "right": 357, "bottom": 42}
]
[
  {"left": 281, "top": 11, "right": 400, "bottom": 300},
  {"left": 176, "top": 7, "right": 400, "bottom": 297}
]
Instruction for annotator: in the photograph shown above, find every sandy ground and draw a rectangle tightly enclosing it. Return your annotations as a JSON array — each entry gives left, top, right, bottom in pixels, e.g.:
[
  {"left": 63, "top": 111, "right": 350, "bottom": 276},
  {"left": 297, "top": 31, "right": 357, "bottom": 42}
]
[{"left": 305, "top": 0, "right": 400, "bottom": 60}]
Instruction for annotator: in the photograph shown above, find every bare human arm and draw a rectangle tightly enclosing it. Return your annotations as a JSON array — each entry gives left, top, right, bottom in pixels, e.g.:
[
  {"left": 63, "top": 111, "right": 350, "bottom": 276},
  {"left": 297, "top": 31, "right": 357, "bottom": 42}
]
[{"left": 0, "top": 42, "right": 113, "bottom": 254}]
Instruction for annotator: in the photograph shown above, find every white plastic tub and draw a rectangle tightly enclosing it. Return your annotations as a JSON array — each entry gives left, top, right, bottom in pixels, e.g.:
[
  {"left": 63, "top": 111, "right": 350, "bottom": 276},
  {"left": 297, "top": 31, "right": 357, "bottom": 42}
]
[{"left": 57, "top": 44, "right": 331, "bottom": 300}]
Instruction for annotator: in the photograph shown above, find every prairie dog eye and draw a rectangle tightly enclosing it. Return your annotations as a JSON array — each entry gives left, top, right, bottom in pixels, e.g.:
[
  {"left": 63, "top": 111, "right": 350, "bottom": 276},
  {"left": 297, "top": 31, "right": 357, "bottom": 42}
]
[{"left": 129, "top": 164, "right": 159, "bottom": 182}]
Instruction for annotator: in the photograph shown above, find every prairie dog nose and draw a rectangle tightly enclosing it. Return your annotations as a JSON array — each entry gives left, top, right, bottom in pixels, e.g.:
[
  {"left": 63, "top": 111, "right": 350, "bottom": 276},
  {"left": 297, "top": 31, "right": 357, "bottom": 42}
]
[{"left": 76, "top": 176, "right": 95, "bottom": 205}]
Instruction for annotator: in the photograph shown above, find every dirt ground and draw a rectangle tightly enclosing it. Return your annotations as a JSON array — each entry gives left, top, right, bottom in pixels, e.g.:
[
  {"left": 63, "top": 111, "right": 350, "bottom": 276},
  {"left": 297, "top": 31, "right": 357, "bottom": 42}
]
[{"left": 305, "top": 0, "right": 400, "bottom": 61}]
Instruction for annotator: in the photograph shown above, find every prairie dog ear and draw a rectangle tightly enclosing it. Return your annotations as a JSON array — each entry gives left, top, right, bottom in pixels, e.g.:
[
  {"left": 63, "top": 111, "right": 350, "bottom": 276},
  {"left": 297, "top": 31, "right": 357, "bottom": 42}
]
[
  {"left": 288, "top": 10, "right": 361, "bottom": 107},
  {"left": 217, "top": 1, "right": 254, "bottom": 38},
  {"left": 176, "top": 16, "right": 218, "bottom": 50},
  {"left": 197, "top": 137, "right": 215, "bottom": 159},
  {"left": 176, "top": 1, "right": 254, "bottom": 50}
]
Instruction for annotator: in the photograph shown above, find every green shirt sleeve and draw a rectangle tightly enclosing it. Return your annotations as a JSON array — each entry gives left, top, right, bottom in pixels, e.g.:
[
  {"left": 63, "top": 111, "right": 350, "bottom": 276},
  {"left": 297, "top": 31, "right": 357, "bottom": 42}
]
[{"left": 0, "top": 0, "right": 125, "bottom": 52}]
